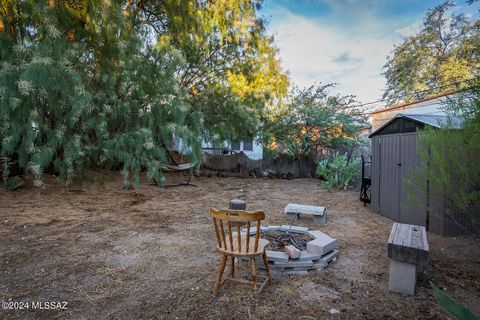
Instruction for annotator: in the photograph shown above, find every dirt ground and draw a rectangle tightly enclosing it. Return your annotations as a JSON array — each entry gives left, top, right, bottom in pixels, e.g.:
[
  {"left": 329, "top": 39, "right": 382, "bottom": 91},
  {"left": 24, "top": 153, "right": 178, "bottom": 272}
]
[{"left": 0, "top": 172, "right": 479, "bottom": 320}]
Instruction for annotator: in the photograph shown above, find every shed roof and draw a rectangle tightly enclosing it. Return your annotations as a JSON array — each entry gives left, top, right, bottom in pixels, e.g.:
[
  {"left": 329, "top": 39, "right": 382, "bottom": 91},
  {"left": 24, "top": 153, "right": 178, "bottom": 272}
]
[{"left": 369, "top": 113, "right": 464, "bottom": 138}]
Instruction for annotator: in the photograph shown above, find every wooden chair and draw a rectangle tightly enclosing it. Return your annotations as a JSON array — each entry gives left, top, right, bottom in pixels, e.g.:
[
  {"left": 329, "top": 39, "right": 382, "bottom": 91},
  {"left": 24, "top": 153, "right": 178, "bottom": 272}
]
[{"left": 209, "top": 208, "right": 271, "bottom": 298}]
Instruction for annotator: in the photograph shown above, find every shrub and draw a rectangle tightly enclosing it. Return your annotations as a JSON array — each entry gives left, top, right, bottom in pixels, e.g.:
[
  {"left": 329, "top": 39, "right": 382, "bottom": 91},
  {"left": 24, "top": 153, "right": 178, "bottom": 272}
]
[{"left": 316, "top": 153, "right": 360, "bottom": 191}]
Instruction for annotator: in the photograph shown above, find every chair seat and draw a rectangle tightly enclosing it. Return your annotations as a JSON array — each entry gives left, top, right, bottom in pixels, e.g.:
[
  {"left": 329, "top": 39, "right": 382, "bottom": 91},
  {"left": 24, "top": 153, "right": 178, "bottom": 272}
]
[{"left": 217, "top": 236, "right": 269, "bottom": 256}]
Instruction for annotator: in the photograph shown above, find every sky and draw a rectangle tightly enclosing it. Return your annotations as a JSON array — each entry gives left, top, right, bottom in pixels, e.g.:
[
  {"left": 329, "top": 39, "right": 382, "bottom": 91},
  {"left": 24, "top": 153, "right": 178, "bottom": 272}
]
[{"left": 260, "top": 0, "right": 480, "bottom": 104}]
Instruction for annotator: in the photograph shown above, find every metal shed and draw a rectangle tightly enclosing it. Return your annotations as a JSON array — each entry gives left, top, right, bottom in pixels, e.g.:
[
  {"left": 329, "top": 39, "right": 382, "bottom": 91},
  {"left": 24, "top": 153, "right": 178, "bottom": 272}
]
[{"left": 369, "top": 113, "right": 466, "bottom": 236}]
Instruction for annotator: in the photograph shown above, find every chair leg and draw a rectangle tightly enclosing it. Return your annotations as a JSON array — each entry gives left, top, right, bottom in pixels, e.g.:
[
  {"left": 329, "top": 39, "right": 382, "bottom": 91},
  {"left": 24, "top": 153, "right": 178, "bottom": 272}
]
[
  {"left": 262, "top": 251, "right": 271, "bottom": 279},
  {"left": 213, "top": 255, "right": 227, "bottom": 295},
  {"left": 250, "top": 257, "right": 258, "bottom": 297},
  {"left": 230, "top": 256, "right": 235, "bottom": 278}
]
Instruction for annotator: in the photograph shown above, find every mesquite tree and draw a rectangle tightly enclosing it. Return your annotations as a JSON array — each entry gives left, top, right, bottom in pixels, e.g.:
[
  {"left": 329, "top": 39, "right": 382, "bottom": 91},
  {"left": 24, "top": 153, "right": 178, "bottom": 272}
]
[
  {"left": 382, "top": 1, "right": 480, "bottom": 103},
  {"left": 0, "top": 0, "right": 287, "bottom": 188}
]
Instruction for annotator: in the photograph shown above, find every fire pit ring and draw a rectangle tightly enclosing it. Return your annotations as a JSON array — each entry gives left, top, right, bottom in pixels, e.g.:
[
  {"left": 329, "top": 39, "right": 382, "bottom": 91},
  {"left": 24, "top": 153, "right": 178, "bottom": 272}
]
[{"left": 241, "top": 225, "right": 338, "bottom": 277}]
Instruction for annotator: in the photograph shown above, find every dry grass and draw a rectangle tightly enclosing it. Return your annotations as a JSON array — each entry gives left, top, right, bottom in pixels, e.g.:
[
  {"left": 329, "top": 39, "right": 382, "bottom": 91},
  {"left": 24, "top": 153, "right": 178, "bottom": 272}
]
[{"left": 0, "top": 172, "right": 479, "bottom": 319}]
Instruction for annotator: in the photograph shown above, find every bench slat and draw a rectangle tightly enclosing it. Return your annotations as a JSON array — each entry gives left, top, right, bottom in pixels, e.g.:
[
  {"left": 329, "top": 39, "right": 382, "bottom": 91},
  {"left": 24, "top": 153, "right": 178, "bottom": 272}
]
[{"left": 388, "top": 223, "right": 429, "bottom": 264}]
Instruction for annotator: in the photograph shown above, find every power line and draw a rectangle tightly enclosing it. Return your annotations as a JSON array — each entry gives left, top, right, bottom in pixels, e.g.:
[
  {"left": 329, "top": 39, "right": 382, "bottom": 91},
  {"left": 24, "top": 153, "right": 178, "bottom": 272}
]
[{"left": 357, "top": 77, "right": 479, "bottom": 110}]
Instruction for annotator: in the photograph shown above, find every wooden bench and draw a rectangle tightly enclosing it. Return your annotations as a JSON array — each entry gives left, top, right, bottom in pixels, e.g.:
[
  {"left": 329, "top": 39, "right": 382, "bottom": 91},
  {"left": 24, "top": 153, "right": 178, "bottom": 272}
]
[
  {"left": 387, "top": 223, "right": 429, "bottom": 295},
  {"left": 284, "top": 204, "right": 327, "bottom": 226}
]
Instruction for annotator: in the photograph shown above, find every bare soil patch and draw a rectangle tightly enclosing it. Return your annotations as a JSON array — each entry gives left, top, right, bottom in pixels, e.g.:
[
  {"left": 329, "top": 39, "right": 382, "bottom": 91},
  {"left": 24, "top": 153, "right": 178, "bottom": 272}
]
[{"left": 0, "top": 172, "right": 479, "bottom": 319}]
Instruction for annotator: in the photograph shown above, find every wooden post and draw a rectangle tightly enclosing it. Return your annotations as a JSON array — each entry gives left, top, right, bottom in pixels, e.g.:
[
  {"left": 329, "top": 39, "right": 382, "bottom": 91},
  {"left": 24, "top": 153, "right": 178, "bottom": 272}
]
[{"left": 229, "top": 199, "right": 246, "bottom": 210}]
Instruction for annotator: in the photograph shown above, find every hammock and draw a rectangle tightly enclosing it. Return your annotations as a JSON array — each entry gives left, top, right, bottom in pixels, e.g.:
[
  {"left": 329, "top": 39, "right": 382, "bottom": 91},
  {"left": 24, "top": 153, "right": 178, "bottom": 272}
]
[{"left": 153, "top": 162, "right": 198, "bottom": 188}]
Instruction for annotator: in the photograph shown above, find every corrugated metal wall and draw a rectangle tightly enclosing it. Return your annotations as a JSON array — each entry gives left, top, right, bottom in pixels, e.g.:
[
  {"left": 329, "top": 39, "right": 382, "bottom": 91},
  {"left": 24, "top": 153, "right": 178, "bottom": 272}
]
[
  {"left": 379, "top": 134, "right": 401, "bottom": 221},
  {"left": 371, "top": 137, "right": 380, "bottom": 213},
  {"left": 371, "top": 128, "right": 471, "bottom": 236},
  {"left": 371, "top": 132, "right": 427, "bottom": 230},
  {"left": 399, "top": 133, "right": 427, "bottom": 226}
]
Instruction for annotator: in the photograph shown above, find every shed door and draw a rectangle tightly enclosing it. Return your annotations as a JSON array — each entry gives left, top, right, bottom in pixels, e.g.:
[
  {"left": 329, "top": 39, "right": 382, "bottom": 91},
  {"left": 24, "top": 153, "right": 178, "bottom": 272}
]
[
  {"left": 399, "top": 133, "right": 426, "bottom": 226},
  {"left": 378, "top": 135, "right": 401, "bottom": 221}
]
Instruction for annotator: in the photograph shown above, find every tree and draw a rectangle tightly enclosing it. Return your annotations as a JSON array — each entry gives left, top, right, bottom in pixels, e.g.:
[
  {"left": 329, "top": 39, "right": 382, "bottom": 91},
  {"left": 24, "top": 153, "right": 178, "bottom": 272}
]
[
  {"left": 382, "top": 1, "right": 480, "bottom": 103},
  {"left": 130, "top": 0, "right": 289, "bottom": 143},
  {"left": 0, "top": 0, "right": 199, "bottom": 189},
  {"left": 263, "top": 84, "right": 366, "bottom": 158},
  {"left": 411, "top": 86, "right": 480, "bottom": 234},
  {"left": 0, "top": 0, "right": 287, "bottom": 189}
]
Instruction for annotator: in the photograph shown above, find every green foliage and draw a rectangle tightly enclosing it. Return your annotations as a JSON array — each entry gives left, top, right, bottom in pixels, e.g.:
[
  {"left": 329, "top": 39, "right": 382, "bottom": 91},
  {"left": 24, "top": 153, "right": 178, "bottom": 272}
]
[
  {"left": 134, "top": 0, "right": 289, "bottom": 142},
  {"left": 0, "top": 0, "right": 286, "bottom": 188},
  {"left": 383, "top": 1, "right": 480, "bottom": 103},
  {"left": 4, "top": 176, "right": 24, "bottom": 191},
  {"left": 430, "top": 282, "right": 479, "bottom": 320},
  {"left": 0, "top": 0, "right": 202, "bottom": 189},
  {"left": 263, "top": 84, "right": 366, "bottom": 157},
  {"left": 316, "top": 152, "right": 360, "bottom": 191},
  {"left": 410, "top": 87, "right": 480, "bottom": 233}
]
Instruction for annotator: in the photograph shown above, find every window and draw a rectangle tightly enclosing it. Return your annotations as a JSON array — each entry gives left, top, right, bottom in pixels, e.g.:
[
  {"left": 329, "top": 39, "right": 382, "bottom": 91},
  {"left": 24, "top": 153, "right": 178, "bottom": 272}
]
[
  {"left": 231, "top": 141, "right": 241, "bottom": 150},
  {"left": 242, "top": 140, "right": 253, "bottom": 151}
]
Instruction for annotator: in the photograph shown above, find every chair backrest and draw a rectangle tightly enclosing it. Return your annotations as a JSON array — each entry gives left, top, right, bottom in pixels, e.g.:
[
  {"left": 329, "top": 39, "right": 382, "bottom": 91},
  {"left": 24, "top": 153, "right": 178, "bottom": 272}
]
[{"left": 209, "top": 208, "right": 265, "bottom": 254}]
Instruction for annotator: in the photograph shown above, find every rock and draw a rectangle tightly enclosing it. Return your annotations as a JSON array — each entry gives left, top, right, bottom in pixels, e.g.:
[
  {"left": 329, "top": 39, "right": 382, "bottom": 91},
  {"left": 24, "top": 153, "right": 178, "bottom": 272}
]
[
  {"left": 284, "top": 245, "right": 301, "bottom": 259},
  {"left": 329, "top": 308, "right": 340, "bottom": 315}
]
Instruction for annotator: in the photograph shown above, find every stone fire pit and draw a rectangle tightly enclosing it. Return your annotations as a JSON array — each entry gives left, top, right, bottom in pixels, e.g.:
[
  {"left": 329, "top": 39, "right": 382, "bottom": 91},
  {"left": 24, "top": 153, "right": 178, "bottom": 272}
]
[{"left": 241, "top": 225, "right": 338, "bottom": 277}]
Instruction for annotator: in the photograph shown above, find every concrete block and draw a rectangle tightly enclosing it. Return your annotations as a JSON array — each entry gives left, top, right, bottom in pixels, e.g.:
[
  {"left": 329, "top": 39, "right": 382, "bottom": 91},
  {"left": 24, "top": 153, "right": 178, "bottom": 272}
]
[
  {"left": 314, "top": 261, "right": 328, "bottom": 269},
  {"left": 319, "top": 250, "right": 339, "bottom": 263},
  {"left": 388, "top": 259, "right": 417, "bottom": 295},
  {"left": 299, "top": 251, "right": 321, "bottom": 261},
  {"left": 286, "top": 212, "right": 299, "bottom": 221},
  {"left": 274, "top": 260, "right": 314, "bottom": 268},
  {"left": 280, "top": 225, "right": 309, "bottom": 233},
  {"left": 231, "top": 231, "right": 247, "bottom": 239},
  {"left": 284, "top": 245, "right": 301, "bottom": 259},
  {"left": 266, "top": 250, "right": 289, "bottom": 263},
  {"left": 284, "top": 204, "right": 326, "bottom": 216},
  {"left": 313, "top": 213, "right": 327, "bottom": 226},
  {"left": 268, "top": 225, "right": 281, "bottom": 231},
  {"left": 282, "top": 270, "right": 309, "bottom": 276},
  {"left": 241, "top": 226, "right": 269, "bottom": 235},
  {"left": 271, "top": 271, "right": 284, "bottom": 278},
  {"left": 294, "top": 267, "right": 315, "bottom": 271},
  {"left": 306, "top": 233, "right": 338, "bottom": 256}
]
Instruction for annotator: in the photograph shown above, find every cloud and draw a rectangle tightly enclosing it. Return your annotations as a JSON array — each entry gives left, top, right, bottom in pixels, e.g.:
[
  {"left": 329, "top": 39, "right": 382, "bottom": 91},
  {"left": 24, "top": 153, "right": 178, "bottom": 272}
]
[
  {"left": 394, "top": 20, "right": 422, "bottom": 38},
  {"left": 268, "top": 9, "right": 394, "bottom": 102},
  {"left": 331, "top": 51, "right": 363, "bottom": 64}
]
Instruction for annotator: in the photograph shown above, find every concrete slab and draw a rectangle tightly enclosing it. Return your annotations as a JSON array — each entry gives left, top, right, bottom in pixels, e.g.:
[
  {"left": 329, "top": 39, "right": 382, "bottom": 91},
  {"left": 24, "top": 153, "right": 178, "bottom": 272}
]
[{"left": 284, "top": 204, "right": 326, "bottom": 216}]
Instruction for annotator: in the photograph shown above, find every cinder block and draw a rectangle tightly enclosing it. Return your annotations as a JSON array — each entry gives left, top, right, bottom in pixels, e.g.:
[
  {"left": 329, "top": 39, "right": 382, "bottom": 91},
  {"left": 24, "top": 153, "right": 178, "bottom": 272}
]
[
  {"left": 319, "top": 250, "right": 338, "bottom": 263},
  {"left": 266, "top": 250, "right": 289, "bottom": 263},
  {"left": 286, "top": 212, "right": 299, "bottom": 221},
  {"left": 388, "top": 259, "right": 417, "bottom": 295},
  {"left": 314, "top": 261, "right": 328, "bottom": 269},
  {"left": 299, "top": 251, "right": 321, "bottom": 261},
  {"left": 284, "top": 204, "right": 326, "bottom": 216},
  {"left": 241, "top": 226, "right": 269, "bottom": 235},
  {"left": 280, "top": 225, "right": 309, "bottom": 233},
  {"left": 231, "top": 231, "right": 247, "bottom": 239},
  {"left": 313, "top": 214, "right": 327, "bottom": 226},
  {"left": 282, "top": 270, "right": 309, "bottom": 276},
  {"left": 274, "top": 260, "right": 314, "bottom": 268},
  {"left": 293, "top": 267, "right": 314, "bottom": 271},
  {"left": 306, "top": 233, "right": 338, "bottom": 256}
]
